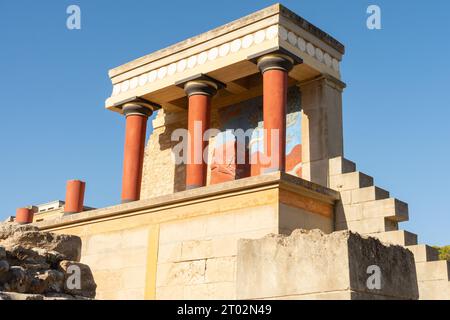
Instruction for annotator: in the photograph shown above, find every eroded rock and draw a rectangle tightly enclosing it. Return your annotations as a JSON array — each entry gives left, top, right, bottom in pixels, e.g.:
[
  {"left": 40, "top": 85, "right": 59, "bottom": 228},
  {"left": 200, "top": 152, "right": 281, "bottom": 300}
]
[{"left": 0, "top": 222, "right": 96, "bottom": 299}]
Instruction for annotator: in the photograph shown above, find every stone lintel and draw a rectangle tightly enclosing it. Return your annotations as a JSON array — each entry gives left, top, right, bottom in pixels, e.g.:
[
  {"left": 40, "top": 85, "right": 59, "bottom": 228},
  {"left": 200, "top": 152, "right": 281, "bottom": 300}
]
[{"left": 105, "top": 4, "right": 345, "bottom": 114}]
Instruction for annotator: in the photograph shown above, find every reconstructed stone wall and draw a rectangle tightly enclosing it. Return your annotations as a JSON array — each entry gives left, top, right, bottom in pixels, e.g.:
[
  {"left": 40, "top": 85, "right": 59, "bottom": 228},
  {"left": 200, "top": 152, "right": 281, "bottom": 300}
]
[
  {"left": 38, "top": 173, "right": 337, "bottom": 300},
  {"left": 141, "top": 110, "right": 187, "bottom": 199},
  {"left": 237, "top": 229, "right": 419, "bottom": 300}
]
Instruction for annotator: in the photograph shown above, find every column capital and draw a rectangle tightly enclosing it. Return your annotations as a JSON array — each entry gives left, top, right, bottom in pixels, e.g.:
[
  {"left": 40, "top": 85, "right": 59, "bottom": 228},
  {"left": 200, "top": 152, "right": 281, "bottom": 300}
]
[
  {"left": 177, "top": 74, "right": 225, "bottom": 97},
  {"left": 120, "top": 97, "right": 161, "bottom": 117},
  {"left": 257, "top": 53, "right": 295, "bottom": 74}
]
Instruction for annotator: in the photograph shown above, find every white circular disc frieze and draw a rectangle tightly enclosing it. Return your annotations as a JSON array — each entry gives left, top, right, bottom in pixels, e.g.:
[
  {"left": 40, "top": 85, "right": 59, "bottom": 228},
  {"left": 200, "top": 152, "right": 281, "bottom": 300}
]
[
  {"left": 187, "top": 55, "right": 197, "bottom": 69},
  {"left": 219, "top": 43, "right": 230, "bottom": 57},
  {"left": 254, "top": 30, "right": 265, "bottom": 44},
  {"left": 230, "top": 39, "right": 241, "bottom": 52},
  {"left": 297, "top": 37, "right": 306, "bottom": 52},
  {"left": 306, "top": 43, "right": 315, "bottom": 56},
  {"left": 288, "top": 32, "right": 297, "bottom": 46},
  {"left": 242, "top": 34, "right": 254, "bottom": 48},
  {"left": 177, "top": 59, "right": 187, "bottom": 73},
  {"left": 148, "top": 70, "right": 157, "bottom": 83},
  {"left": 208, "top": 47, "right": 219, "bottom": 61}
]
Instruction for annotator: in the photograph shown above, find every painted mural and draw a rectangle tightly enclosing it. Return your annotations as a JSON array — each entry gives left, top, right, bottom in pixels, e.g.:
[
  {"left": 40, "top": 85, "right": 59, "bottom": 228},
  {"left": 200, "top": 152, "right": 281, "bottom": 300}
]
[{"left": 210, "top": 87, "right": 302, "bottom": 184}]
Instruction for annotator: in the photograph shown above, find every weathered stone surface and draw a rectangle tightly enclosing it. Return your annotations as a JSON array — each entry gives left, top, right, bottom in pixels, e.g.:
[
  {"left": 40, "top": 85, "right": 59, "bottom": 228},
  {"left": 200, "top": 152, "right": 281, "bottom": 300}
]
[
  {"left": 0, "top": 222, "right": 96, "bottom": 299},
  {"left": 59, "top": 260, "right": 97, "bottom": 298},
  {"left": 236, "top": 229, "right": 419, "bottom": 300},
  {"left": 0, "top": 260, "right": 10, "bottom": 275},
  {"left": 0, "top": 266, "right": 33, "bottom": 293},
  {"left": 0, "top": 223, "right": 39, "bottom": 240},
  {"left": 1, "top": 231, "right": 82, "bottom": 262},
  {"left": 0, "top": 291, "right": 90, "bottom": 300}
]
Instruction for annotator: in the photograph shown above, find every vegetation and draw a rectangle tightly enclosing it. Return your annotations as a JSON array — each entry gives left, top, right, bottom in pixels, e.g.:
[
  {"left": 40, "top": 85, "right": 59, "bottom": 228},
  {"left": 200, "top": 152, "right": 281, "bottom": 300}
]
[{"left": 434, "top": 246, "right": 450, "bottom": 260}]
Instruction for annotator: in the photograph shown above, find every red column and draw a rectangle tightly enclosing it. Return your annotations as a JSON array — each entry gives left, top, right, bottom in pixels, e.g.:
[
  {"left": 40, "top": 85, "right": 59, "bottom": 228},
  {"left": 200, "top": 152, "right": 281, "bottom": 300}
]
[
  {"left": 121, "top": 103, "right": 152, "bottom": 202},
  {"left": 186, "top": 94, "right": 211, "bottom": 189},
  {"left": 64, "top": 180, "right": 86, "bottom": 213},
  {"left": 184, "top": 80, "right": 220, "bottom": 190},
  {"left": 16, "top": 207, "right": 34, "bottom": 224},
  {"left": 257, "top": 54, "right": 294, "bottom": 173}
]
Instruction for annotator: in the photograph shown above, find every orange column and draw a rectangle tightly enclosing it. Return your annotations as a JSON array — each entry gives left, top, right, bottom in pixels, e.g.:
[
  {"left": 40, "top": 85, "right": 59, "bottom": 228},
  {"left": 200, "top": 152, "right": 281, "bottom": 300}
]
[
  {"left": 184, "top": 80, "right": 220, "bottom": 190},
  {"left": 186, "top": 94, "right": 211, "bottom": 189},
  {"left": 257, "top": 54, "right": 294, "bottom": 173},
  {"left": 121, "top": 103, "right": 152, "bottom": 203},
  {"left": 16, "top": 207, "right": 34, "bottom": 224},
  {"left": 64, "top": 179, "right": 86, "bottom": 213}
]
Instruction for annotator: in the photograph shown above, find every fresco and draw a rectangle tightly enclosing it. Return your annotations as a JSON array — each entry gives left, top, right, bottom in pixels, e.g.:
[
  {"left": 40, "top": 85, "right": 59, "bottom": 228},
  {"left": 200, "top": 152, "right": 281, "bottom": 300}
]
[{"left": 210, "top": 87, "right": 302, "bottom": 184}]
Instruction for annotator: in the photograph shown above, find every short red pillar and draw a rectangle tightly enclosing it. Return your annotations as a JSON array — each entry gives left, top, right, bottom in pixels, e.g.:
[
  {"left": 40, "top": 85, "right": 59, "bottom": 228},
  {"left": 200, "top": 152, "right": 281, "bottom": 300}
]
[
  {"left": 257, "top": 54, "right": 294, "bottom": 173},
  {"left": 121, "top": 103, "right": 152, "bottom": 203},
  {"left": 65, "top": 180, "right": 86, "bottom": 213},
  {"left": 16, "top": 207, "right": 34, "bottom": 224},
  {"left": 184, "top": 79, "right": 221, "bottom": 189}
]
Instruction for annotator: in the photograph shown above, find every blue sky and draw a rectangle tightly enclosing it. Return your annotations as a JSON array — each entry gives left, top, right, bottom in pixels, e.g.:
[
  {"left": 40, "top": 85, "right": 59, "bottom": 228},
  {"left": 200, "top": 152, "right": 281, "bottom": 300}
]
[{"left": 0, "top": 1, "right": 449, "bottom": 245}]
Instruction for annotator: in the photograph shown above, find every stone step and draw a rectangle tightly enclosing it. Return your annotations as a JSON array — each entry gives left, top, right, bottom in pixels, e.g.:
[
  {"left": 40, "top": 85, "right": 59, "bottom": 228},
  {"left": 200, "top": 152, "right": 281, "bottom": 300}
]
[
  {"left": 329, "top": 171, "right": 374, "bottom": 191},
  {"left": 368, "top": 230, "right": 418, "bottom": 246},
  {"left": 335, "top": 198, "right": 409, "bottom": 224},
  {"left": 328, "top": 157, "right": 356, "bottom": 176},
  {"left": 415, "top": 260, "right": 450, "bottom": 282},
  {"left": 407, "top": 245, "right": 440, "bottom": 263},
  {"left": 418, "top": 280, "right": 450, "bottom": 300},
  {"left": 351, "top": 186, "right": 390, "bottom": 204},
  {"left": 363, "top": 198, "right": 409, "bottom": 222},
  {"left": 335, "top": 217, "right": 398, "bottom": 234}
]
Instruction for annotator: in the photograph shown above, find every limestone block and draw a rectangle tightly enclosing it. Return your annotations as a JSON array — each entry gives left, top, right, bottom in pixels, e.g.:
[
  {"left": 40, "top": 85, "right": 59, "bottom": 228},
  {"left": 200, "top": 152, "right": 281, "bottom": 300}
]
[
  {"left": 236, "top": 229, "right": 418, "bottom": 300},
  {"left": 418, "top": 280, "right": 450, "bottom": 300},
  {"left": 335, "top": 198, "right": 408, "bottom": 225},
  {"left": 329, "top": 172, "right": 373, "bottom": 191},
  {"left": 362, "top": 198, "right": 408, "bottom": 222},
  {"left": 415, "top": 260, "right": 450, "bottom": 282},
  {"left": 269, "top": 291, "right": 401, "bottom": 300},
  {"left": 210, "top": 236, "right": 238, "bottom": 258},
  {"left": 86, "top": 232, "right": 122, "bottom": 255},
  {"left": 328, "top": 157, "right": 356, "bottom": 176},
  {"left": 301, "top": 159, "right": 329, "bottom": 186},
  {"left": 121, "top": 266, "right": 147, "bottom": 290},
  {"left": 158, "top": 242, "right": 182, "bottom": 263},
  {"left": 335, "top": 217, "right": 398, "bottom": 234},
  {"left": 351, "top": 186, "right": 390, "bottom": 204},
  {"left": 204, "top": 282, "right": 235, "bottom": 300},
  {"left": 181, "top": 240, "right": 212, "bottom": 261},
  {"left": 115, "top": 288, "right": 145, "bottom": 300},
  {"left": 406, "top": 245, "right": 439, "bottom": 263},
  {"left": 339, "top": 191, "right": 352, "bottom": 205},
  {"left": 279, "top": 204, "right": 333, "bottom": 234},
  {"left": 368, "top": 230, "right": 418, "bottom": 246},
  {"left": 81, "top": 247, "right": 147, "bottom": 271},
  {"left": 120, "top": 228, "right": 149, "bottom": 249},
  {"left": 205, "top": 257, "right": 236, "bottom": 283},
  {"left": 183, "top": 281, "right": 235, "bottom": 300},
  {"left": 156, "top": 260, "right": 206, "bottom": 287},
  {"left": 156, "top": 285, "right": 184, "bottom": 300}
]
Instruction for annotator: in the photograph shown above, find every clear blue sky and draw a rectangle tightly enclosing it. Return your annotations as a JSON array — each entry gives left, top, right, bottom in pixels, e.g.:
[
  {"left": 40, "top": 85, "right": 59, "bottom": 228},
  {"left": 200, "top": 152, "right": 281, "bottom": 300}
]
[{"left": 0, "top": 1, "right": 449, "bottom": 245}]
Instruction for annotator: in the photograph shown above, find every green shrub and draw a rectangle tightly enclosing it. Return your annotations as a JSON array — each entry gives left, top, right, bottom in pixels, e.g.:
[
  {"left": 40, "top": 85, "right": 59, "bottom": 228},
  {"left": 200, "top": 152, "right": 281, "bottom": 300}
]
[{"left": 433, "top": 246, "right": 450, "bottom": 260}]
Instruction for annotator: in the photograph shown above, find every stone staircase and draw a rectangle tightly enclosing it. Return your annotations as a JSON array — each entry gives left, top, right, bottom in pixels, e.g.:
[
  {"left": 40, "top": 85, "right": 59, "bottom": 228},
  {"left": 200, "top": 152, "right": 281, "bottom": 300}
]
[{"left": 328, "top": 156, "right": 450, "bottom": 299}]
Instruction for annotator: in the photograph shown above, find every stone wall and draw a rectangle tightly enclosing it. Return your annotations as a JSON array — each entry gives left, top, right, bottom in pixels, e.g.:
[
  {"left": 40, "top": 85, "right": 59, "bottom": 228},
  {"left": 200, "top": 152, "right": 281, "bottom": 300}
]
[
  {"left": 38, "top": 172, "right": 337, "bottom": 300},
  {"left": 236, "top": 229, "right": 419, "bottom": 300}
]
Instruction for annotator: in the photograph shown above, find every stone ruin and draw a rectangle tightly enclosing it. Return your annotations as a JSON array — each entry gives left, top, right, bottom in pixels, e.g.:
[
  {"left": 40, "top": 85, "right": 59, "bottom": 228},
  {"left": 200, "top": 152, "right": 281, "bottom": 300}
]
[{"left": 0, "top": 222, "right": 96, "bottom": 300}]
